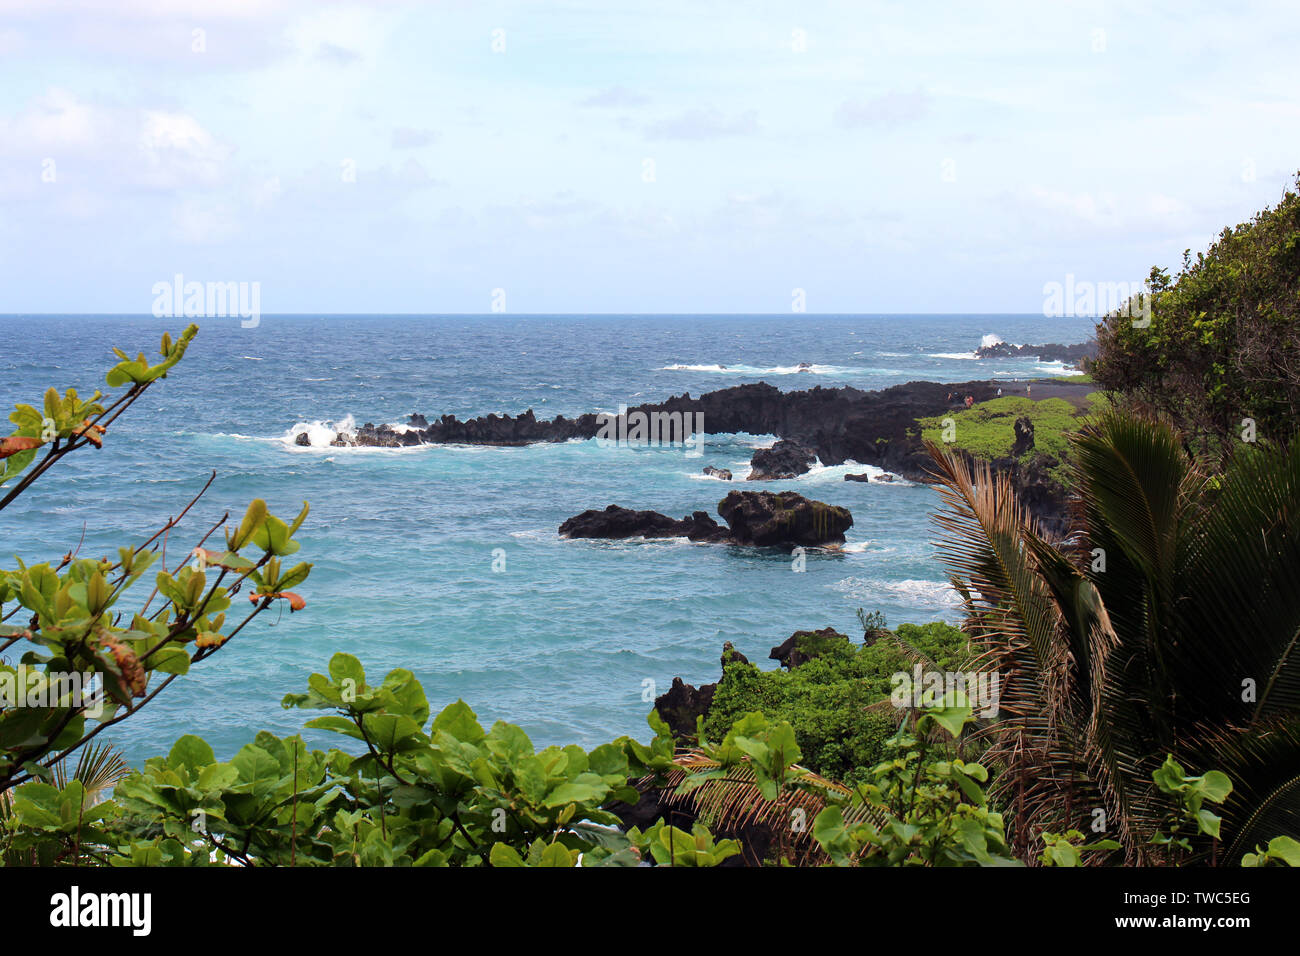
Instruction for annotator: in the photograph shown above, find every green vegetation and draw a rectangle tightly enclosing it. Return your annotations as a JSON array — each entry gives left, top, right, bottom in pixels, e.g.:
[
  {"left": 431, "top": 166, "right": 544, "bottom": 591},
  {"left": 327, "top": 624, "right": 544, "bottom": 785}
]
[
  {"left": 917, "top": 395, "right": 1098, "bottom": 486},
  {"left": 1050, "top": 372, "right": 1094, "bottom": 384},
  {"left": 704, "top": 620, "right": 970, "bottom": 784},
  {"left": 926, "top": 409, "right": 1300, "bottom": 863},
  {"left": 0, "top": 326, "right": 312, "bottom": 801},
  {"left": 1093, "top": 173, "right": 1300, "bottom": 455}
]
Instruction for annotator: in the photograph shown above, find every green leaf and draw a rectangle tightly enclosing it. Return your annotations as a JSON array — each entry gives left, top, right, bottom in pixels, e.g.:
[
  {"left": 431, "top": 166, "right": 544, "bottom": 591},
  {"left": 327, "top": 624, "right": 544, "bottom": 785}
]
[{"left": 168, "top": 735, "right": 215, "bottom": 771}]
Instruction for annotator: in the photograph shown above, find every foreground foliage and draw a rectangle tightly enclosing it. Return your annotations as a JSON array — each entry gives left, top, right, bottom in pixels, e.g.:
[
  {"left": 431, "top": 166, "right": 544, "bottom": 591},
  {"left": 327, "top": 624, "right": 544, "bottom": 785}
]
[
  {"left": 926, "top": 408, "right": 1300, "bottom": 863},
  {"left": 704, "top": 620, "right": 970, "bottom": 784},
  {"left": 0, "top": 326, "right": 311, "bottom": 802}
]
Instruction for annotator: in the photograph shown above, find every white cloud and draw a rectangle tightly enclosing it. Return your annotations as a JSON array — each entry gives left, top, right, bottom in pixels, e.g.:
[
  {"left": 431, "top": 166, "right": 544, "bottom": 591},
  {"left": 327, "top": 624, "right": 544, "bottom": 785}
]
[
  {"left": 580, "top": 86, "right": 650, "bottom": 109},
  {"left": 392, "top": 127, "right": 440, "bottom": 149},
  {"left": 835, "top": 89, "right": 931, "bottom": 129},
  {"left": 645, "top": 107, "right": 760, "bottom": 140}
]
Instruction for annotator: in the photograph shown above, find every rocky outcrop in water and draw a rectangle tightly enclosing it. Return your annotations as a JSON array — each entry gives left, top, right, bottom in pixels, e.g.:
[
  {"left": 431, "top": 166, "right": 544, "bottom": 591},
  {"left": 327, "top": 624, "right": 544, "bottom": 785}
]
[
  {"left": 717, "top": 491, "right": 852, "bottom": 546},
  {"left": 560, "top": 491, "right": 852, "bottom": 549},
  {"left": 557, "top": 506, "right": 727, "bottom": 542},
  {"left": 702, "top": 465, "right": 732, "bottom": 480},
  {"left": 974, "top": 340, "right": 1095, "bottom": 365},
  {"left": 338, "top": 380, "right": 1003, "bottom": 474},
  {"left": 327, "top": 374, "right": 1077, "bottom": 531},
  {"left": 747, "top": 439, "right": 817, "bottom": 480}
]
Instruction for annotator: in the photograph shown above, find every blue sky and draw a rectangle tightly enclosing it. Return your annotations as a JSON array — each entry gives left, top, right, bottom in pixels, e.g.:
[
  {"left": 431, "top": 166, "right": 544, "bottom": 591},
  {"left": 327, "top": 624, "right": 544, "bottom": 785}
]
[{"left": 2, "top": 0, "right": 1298, "bottom": 313}]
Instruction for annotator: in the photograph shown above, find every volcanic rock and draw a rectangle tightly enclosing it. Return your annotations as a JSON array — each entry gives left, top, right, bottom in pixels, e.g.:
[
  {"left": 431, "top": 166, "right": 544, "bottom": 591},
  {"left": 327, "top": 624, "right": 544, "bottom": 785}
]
[
  {"left": 653, "top": 677, "right": 715, "bottom": 740},
  {"left": 716, "top": 490, "right": 852, "bottom": 547},
  {"left": 1011, "top": 416, "right": 1035, "bottom": 457},
  {"left": 557, "top": 505, "right": 727, "bottom": 542},
  {"left": 747, "top": 439, "right": 817, "bottom": 480},
  {"left": 769, "top": 627, "right": 852, "bottom": 669}
]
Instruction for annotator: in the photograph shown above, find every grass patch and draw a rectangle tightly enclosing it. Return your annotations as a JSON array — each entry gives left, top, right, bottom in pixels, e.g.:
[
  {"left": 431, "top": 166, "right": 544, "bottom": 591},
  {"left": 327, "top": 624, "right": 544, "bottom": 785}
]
[
  {"left": 917, "top": 395, "right": 1099, "bottom": 486},
  {"left": 1048, "top": 372, "right": 1094, "bottom": 384}
]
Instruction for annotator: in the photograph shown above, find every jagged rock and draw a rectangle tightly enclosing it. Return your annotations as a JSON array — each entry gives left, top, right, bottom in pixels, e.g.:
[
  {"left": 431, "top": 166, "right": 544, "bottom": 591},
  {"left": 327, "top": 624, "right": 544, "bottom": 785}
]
[
  {"left": 721, "top": 642, "right": 749, "bottom": 668},
  {"left": 408, "top": 413, "right": 429, "bottom": 429},
  {"left": 717, "top": 491, "right": 852, "bottom": 547},
  {"left": 1011, "top": 416, "right": 1035, "bottom": 457},
  {"left": 561, "top": 492, "right": 850, "bottom": 549},
  {"left": 747, "top": 439, "right": 817, "bottom": 480},
  {"left": 703, "top": 466, "right": 733, "bottom": 481},
  {"left": 320, "top": 370, "right": 1087, "bottom": 531},
  {"left": 558, "top": 505, "right": 727, "bottom": 542},
  {"left": 653, "top": 677, "right": 715, "bottom": 740},
  {"left": 294, "top": 432, "right": 312, "bottom": 447},
  {"left": 851, "top": 472, "right": 899, "bottom": 483},
  {"left": 769, "top": 627, "right": 851, "bottom": 669},
  {"left": 974, "top": 340, "right": 1096, "bottom": 364}
]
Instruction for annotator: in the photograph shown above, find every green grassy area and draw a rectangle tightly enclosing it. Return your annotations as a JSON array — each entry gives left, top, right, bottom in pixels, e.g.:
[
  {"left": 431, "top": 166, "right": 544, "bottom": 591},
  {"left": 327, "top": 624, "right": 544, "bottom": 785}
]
[
  {"left": 1048, "top": 372, "right": 1094, "bottom": 384},
  {"left": 916, "top": 394, "right": 1101, "bottom": 485}
]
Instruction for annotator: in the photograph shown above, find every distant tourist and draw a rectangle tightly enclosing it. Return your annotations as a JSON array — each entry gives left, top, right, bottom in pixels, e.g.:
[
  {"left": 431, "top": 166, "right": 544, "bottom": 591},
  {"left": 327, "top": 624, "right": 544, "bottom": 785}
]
[{"left": 965, "top": 394, "right": 974, "bottom": 409}]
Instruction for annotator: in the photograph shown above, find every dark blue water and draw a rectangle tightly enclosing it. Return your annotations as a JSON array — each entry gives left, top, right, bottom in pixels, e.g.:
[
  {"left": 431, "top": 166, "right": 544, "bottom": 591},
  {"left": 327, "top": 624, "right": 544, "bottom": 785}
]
[{"left": 0, "top": 314, "right": 1095, "bottom": 763}]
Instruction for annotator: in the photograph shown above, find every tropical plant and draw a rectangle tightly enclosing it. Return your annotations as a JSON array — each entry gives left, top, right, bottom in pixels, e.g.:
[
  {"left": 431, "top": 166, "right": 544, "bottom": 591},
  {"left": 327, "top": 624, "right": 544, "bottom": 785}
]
[
  {"left": 812, "top": 702, "right": 1018, "bottom": 866},
  {"left": 924, "top": 407, "right": 1300, "bottom": 863},
  {"left": 0, "top": 325, "right": 313, "bottom": 800},
  {"left": 3, "top": 653, "right": 747, "bottom": 867},
  {"left": 702, "top": 619, "right": 971, "bottom": 785}
]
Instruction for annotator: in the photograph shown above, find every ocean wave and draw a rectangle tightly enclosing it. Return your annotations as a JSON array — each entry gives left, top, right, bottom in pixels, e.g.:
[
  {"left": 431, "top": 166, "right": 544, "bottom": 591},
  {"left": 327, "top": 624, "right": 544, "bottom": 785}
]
[
  {"left": 282, "top": 415, "right": 357, "bottom": 448},
  {"left": 660, "top": 362, "right": 860, "bottom": 376},
  {"left": 831, "top": 576, "right": 962, "bottom": 607}
]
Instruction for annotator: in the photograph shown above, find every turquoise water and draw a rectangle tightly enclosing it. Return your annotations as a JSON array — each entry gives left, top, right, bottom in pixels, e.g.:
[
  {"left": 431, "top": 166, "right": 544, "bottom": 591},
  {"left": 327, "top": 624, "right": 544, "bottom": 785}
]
[{"left": 0, "top": 314, "right": 1095, "bottom": 763}]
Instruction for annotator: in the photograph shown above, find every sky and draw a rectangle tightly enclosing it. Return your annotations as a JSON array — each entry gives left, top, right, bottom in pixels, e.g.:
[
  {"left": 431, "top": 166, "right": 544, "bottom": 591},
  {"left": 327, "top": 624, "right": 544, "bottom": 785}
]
[{"left": 1, "top": 0, "right": 1299, "bottom": 314}]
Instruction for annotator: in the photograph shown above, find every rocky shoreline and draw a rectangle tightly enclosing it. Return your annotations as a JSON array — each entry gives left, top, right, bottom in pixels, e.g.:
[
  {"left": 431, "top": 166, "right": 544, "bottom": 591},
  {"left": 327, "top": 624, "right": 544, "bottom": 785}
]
[{"left": 298, "top": 342, "right": 1094, "bottom": 532}]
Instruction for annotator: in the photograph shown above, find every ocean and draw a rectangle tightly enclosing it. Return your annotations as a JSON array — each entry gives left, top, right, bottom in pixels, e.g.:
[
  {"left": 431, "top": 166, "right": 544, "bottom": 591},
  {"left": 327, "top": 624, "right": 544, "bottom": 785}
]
[{"left": 0, "top": 313, "right": 1096, "bottom": 764}]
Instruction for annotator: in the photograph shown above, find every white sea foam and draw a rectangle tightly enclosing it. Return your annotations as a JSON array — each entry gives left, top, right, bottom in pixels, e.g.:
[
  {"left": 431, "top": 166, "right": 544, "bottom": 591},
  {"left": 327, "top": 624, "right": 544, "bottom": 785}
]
[
  {"left": 281, "top": 415, "right": 357, "bottom": 448},
  {"left": 832, "top": 576, "right": 962, "bottom": 607}
]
